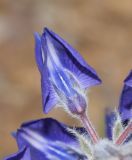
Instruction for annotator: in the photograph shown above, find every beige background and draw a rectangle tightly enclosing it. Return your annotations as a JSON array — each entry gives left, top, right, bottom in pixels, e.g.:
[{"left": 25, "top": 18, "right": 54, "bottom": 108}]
[{"left": 0, "top": 0, "right": 132, "bottom": 158}]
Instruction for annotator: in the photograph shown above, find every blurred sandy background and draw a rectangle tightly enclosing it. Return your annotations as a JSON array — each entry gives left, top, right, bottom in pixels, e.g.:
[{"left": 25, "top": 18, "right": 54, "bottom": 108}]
[{"left": 0, "top": 0, "right": 132, "bottom": 158}]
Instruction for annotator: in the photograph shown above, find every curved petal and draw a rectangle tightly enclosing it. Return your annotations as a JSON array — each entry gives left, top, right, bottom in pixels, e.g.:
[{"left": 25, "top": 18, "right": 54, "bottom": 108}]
[
  {"left": 34, "top": 33, "right": 58, "bottom": 113},
  {"left": 4, "top": 147, "right": 31, "bottom": 160},
  {"left": 119, "top": 85, "right": 132, "bottom": 122},
  {"left": 14, "top": 118, "right": 86, "bottom": 160},
  {"left": 118, "top": 71, "right": 132, "bottom": 122},
  {"left": 42, "top": 28, "right": 102, "bottom": 89},
  {"left": 41, "top": 67, "right": 58, "bottom": 113},
  {"left": 124, "top": 70, "right": 132, "bottom": 87},
  {"left": 16, "top": 118, "right": 86, "bottom": 146}
]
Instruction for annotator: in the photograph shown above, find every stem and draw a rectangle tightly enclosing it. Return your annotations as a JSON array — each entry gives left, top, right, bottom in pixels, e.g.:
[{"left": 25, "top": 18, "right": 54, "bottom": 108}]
[
  {"left": 116, "top": 122, "right": 132, "bottom": 145},
  {"left": 80, "top": 112, "right": 99, "bottom": 144}
]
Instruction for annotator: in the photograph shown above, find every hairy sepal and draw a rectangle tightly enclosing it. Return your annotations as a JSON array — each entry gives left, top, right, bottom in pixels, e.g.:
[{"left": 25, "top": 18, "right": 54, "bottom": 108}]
[
  {"left": 67, "top": 128, "right": 93, "bottom": 159},
  {"left": 112, "top": 111, "right": 124, "bottom": 143}
]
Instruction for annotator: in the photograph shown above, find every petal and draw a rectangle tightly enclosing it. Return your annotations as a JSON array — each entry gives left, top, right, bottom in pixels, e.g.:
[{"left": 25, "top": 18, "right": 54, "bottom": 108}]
[
  {"left": 16, "top": 118, "right": 86, "bottom": 145},
  {"left": 4, "top": 147, "right": 31, "bottom": 160},
  {"left": 42, "top": 28, "right": 102, "bottom": 89},
  {"left": 124, "top": 70, "right": 132, "bottom": 87},
  {"left": 34, "top": 33, "right": 58, "bottom": 113},
  {"left": 119, "top": 85, "right": 132, "bottom": 121},
  {"left": 118, "top": 71, "right": 132, "bottom": 122},
  {"left": 14, "top": 118, "right": 86, "bottom": 160},
  {"left": 18, "top": 130, "right": 86, "bottom": 160},
  {"left": 41, "top": 67, "right": 58, "bottom": 113}
]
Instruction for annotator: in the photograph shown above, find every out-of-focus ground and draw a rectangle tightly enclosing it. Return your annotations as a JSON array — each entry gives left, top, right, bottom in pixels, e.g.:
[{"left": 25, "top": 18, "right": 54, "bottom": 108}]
[{"left": 0, "top": 0, "right": 132, "bottom": 158}]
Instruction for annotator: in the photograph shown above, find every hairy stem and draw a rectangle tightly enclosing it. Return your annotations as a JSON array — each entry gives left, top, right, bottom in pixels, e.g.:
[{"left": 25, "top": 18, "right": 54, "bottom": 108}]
[
  {"left": 80, "top": 112, "right": 99, "bottom": 144},
  {"left": 116, "top": 121, "right": 132, "bottom": 145}
]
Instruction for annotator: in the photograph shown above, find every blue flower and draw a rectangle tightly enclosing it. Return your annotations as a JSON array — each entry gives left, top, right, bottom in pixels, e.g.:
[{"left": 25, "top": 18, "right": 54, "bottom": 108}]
[
  {"left": 35, "top": 28, "right": 101, "bottom": 114},
  {"left": 5, "top": 118, "right": 87, "bottom": 160},
  {"left": 118, "top": 70, "right": 132, "bottom": 123}
]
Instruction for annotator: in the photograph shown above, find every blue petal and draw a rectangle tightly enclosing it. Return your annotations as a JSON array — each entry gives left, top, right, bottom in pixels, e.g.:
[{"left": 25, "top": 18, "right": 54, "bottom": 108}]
[
  {"left": 4, "top": 147, "right": 31, "bottom": 160},
  {"left": 42, "top": 30, "right": 75, "bottom": 97},
  {"left": 34, "top": 33, "right": 58, "bottom": 113},
  {"left": 16, "top": 118, "right": 86, "bottom": 145},
  {"left": 105, "top": 108, "right": 116, "bottom": 140},
  {"left": 41, "top": 65, "right": 58, "bottom": 113},
  {"left": 124, "top": 70, "right": 132, "bottom": 87},
  {"left": 118, "top": 71, "right": 132, "bottom": 122},
  {"left": 42, "top": 28, "right": 102, "bottom": 89},
  {"left": 14, "top": 118, "right": 86, "bottom": 160}
]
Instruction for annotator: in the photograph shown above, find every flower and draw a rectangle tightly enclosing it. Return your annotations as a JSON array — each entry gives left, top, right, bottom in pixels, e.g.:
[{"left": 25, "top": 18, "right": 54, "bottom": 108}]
[
  {"left": 5, "top": 118, "right": 87, "bottom": 160},
  {"left": 5, "top": 28, "right": 132, "bottom": 160},
  {"left": 34, "top": 28, "right": 101, "bottom": 114},
  {"left": 118, "top": 70, "right": 132, "bottom": 123}
]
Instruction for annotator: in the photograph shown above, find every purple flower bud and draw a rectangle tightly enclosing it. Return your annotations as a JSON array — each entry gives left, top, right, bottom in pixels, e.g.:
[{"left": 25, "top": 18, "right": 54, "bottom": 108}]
[{"left": 34, "top": 28, "right": 101, "bottom": 114}]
